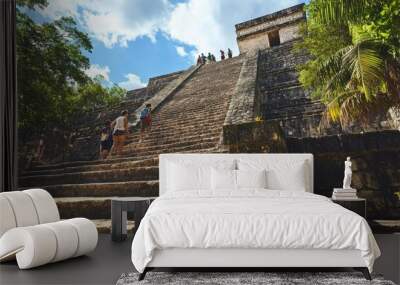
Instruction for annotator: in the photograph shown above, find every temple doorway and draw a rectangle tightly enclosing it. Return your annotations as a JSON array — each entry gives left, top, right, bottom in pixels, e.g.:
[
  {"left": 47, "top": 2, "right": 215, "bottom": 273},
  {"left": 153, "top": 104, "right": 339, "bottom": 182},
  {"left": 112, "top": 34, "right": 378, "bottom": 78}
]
[{"left": 268, "top": 30, "right": 281, "bottom": 47}]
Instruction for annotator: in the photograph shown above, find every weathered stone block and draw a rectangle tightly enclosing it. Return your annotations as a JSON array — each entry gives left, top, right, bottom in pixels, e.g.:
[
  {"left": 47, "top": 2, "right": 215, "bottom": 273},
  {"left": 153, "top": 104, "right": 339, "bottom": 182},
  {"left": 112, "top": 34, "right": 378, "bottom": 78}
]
[{"left": 223, "top": 120, "right": 287, "bottom": 153}]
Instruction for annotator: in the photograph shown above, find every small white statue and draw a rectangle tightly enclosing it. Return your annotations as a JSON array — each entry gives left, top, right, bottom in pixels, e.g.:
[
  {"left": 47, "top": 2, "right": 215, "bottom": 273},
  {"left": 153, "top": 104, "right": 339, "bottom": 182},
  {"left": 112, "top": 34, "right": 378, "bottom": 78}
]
[{"left": 343, "top": 157, "right": 352, "bottom": 189}]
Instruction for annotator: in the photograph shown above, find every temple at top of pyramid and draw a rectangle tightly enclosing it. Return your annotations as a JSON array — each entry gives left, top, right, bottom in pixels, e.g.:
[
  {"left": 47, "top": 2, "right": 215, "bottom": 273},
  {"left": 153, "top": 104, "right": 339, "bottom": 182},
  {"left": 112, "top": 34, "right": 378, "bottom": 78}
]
[{"left": 235, "top": 3, "right": 306, "bottom": 54}]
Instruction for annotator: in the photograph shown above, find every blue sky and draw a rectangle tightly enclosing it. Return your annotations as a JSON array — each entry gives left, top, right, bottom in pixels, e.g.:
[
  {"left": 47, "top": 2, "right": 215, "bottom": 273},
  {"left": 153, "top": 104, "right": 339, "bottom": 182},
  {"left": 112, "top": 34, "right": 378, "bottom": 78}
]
[{"left": 35, "top": 0, "right": 306, "bottom": 91}]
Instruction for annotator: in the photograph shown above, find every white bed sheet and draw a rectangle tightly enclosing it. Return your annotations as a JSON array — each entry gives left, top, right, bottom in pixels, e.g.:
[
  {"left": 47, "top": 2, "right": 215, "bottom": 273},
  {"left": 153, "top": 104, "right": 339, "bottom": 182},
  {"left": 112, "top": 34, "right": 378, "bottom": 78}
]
[{"left": 131, "top": 190, "right": 380, "bottom": 273}]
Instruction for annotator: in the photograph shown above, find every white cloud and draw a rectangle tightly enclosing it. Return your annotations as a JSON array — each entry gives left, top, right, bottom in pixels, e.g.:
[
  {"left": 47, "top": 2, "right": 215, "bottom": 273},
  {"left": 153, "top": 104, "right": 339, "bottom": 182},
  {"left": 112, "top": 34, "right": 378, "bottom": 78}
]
[
  {"left": 164, "top": 0, "right": 303, "bottom": 59},
  {"left": 38, "top": 0, "right": 82, "bottom": 19},
  {"left": 38, "top": 0, "right": 172, "bottom": 48},
  {"left": 84, "top": 64, "right": 111, "bottom": 81},
  {"left": 118, "top": 73, "right": 146, "bottom": 90},
  {"left": 175, "top": 46, "right": 188, "bottom": 57},
  {"left": 37, "top": 0, "right": 302, "bottom": 55}
]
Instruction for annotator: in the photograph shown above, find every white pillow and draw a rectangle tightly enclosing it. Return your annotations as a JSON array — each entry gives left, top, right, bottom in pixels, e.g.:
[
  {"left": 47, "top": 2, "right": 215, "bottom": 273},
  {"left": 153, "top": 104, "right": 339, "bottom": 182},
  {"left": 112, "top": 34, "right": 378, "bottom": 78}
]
[
  {"left": 211, "top": 168, "right": 236, "bottom": 191},
  {"left": 266, "top": 162, "right": 306, "bottom": 191},
  {"left": 167, "top": 162, "right": 211, "bottom": 191},
  {"left": 238, "top": 159, "right": 308, "bottom": 192},
  {"left": 167, "top": 160, "right": 236, "bottom": 192},
  {"left": 236, "top": 169, "right": 267, "bottom": 189}
]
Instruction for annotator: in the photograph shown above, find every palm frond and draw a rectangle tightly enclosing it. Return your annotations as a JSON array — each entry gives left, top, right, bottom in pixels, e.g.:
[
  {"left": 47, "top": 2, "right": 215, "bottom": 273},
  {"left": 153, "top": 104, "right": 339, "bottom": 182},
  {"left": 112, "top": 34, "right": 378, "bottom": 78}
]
[
  {"left": 314, "top": 0, "right": 368, "bottom": 26},
  {"left": 316, "top": 39, "right": 387, "bottom": 100},
  {"left": 342, "top": 40, "right": 386, "bottom": 100}
]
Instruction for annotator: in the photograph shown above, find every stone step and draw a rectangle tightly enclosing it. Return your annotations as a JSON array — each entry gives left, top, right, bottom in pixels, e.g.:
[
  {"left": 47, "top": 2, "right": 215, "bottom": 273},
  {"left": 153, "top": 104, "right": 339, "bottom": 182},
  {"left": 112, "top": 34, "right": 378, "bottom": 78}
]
[
  {"left": 23, "top": 157, "right": 158, "bottom": 176},
  {"left": 19, "top": 166, "right": 159, "bottom": 187},
  {"left": 28, "top": 155, "right": 158, "bottom": 172},
  {"left": 72, "top": 107, "right": 227, "bottom": 138},
  {"left": 263, "top": 79, "right": 300, "bottom": 91},
  {"left": 120, "top": 141, "right": 218, "bottom": 156},
  {"left": 129, "top": 120, "right": 225, "bottom": 134},
  {"left": 150, "top": 112, "right": 227, "bottom": 125},
  {"left": 125, "top": 131, "right": 222, "bottom": 147},
  {"left": 261, "top": 84, "right": 304, "bottom": 97},
  {"left": 28, "top": 145, "right": 221, "bottom": 174},
  {"left": 125, "top": 127, "right": 223, "bottom": 144},
  {"left": 56, "top": 197, "right": 115, "bottom": 219},
  {"left": 267, "top": 100, "right": 325, "bottom": 112},
  {"left": 94, "top": 219, "right": 135, "bottom": 234},
  {"left": 267, "top": 102, "right": 325, "bottom": 114},
  {"left": 43, "top": 180, "right": 159, "bottom": 197},
  {"left": 153, "top": 104, "right": 228, "bottom": 112},
  {"left": 264, "top": 101, "right": 316, "bottom": 113},
  {"left": 266, "top": 112, "right": 324, "bottom": 124},
  {"left": 266, "top": 105, "right": 325, "bottom": 119},
  {"left": 262, "top": 41, "right": 300, "bottom": 56},
  {"left": 125, "top": 136, "right": 221, "bottom": 152},
  {"left": 260, "top": 71, "right": 299, "bottom": 87},
  {"left": 264, "top": 97, "right": 311, "bottom": 107},
  {"left": 261, "top": 52, "right": 309, "bottom": 67}
]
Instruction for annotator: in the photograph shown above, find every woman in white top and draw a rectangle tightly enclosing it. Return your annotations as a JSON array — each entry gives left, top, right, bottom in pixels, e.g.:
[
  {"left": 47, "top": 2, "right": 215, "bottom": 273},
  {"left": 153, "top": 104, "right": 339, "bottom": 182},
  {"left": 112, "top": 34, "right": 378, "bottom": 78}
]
[{"left": 110, "top": 110, "right": 129, "bottom": 156}]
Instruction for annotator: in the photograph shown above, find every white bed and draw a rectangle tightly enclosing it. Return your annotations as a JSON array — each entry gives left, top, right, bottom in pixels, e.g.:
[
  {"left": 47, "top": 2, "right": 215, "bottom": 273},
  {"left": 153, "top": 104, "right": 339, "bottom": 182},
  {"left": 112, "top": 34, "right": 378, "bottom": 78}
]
[{"left": 131, "top": 154, "right": 380, "bottom": 280}]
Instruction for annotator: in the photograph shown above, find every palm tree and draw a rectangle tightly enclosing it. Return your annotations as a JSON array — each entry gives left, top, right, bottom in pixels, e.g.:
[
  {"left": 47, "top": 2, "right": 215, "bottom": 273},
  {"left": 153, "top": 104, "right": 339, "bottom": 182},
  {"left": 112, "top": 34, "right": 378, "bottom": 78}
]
[{"left": 310, "top": 0, "right": 400, "bottom": 126}]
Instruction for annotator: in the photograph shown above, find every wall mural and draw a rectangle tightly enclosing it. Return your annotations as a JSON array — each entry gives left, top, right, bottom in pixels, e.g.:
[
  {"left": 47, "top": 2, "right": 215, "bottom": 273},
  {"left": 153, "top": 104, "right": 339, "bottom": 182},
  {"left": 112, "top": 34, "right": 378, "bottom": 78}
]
[{"left": 17, "top": 1, "right": 400, "bottom": 230}]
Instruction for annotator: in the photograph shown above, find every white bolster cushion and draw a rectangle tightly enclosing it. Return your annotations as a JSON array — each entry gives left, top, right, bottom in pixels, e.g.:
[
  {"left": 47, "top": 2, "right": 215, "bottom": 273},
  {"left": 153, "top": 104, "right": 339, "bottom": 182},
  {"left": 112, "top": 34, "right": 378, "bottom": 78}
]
[
  {"left": 0, "top": 226, "right": 57, "bottom": 269},
  {"left": 42, "top": 222, "right": 79, "bottom": 262},
  {"left": 23, "top": 189, "right": 60, "bottom": 223},
  {"left": 0, "top": 219, "right": 98, "bottom": 269},
  {"left": 0, "top": 196, "right": 17, "bottom": 237},
  {"left": 1, "top": 191, "right": 39, "bottom": 227},
  {"left": 64, "top": 218, "right": 98, "bottom": 257}
]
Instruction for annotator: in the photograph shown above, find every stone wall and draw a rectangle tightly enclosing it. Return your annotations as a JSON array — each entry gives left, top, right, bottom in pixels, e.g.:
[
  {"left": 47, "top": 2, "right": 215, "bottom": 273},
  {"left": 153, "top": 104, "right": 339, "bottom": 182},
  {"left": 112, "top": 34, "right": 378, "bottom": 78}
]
[
  {"left": 146, "top": 70, "right": 184, "bottom": 97},
  {"left": 279, "top": 24, "right": 301, "bottom": 44},
  {"left": 224, "top": 52, "right": 259, "bottom": 126},
  {"left": 223, "top": 116, "right": 400, "bottom": 219},
  {"left": 288, "top": 131, "right": 400, "bottom": 219},
  {"left": 223, "top": 120, "right": 287, "bottom": 153},
  {"left": 257, "top": 41, "right": 329, "bottom": 138},
  {"left": 125, "top": 87, "right": 148, "bottom": 101},
  {"left": 237, "top": 33, "right": 270, "bottom": 55}
]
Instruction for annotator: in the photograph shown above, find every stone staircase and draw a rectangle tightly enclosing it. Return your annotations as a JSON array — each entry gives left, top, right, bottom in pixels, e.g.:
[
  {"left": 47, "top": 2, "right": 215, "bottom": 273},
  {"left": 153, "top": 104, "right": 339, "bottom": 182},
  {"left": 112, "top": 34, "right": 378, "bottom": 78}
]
[
  {"left": 258, "top": 41, "right": 326, "bottom": 137},
  {"left": 18, "top": 56, "right": 244, "bottom": 230}
]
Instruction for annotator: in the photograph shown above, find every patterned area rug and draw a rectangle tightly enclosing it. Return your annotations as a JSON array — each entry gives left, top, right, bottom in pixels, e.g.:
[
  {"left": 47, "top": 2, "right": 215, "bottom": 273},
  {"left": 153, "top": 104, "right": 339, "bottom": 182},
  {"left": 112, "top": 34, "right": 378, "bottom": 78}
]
[{"left": 116, "top": 272, "right": 395, "bottom": 285}]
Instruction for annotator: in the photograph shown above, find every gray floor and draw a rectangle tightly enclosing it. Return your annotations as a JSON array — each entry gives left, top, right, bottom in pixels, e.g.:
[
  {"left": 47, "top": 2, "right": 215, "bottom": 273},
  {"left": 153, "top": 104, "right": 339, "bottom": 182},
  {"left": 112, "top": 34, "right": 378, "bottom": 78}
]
[
  {"left": 0, "top": 234, "right": 134, "bottom": 285},
  {"left": 1, "top": 234, "right": 398, "bottom": 285}
]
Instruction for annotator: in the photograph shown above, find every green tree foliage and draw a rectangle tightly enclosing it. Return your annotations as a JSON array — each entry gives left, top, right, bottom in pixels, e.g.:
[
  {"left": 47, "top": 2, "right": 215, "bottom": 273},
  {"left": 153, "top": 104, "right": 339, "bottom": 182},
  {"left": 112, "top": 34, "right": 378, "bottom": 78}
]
[
  {"left": 17, "top": 0, "right": 125, "bottom": 138},
  {"left": 296, "top": 0, "right": 400, "bottom": 125}
]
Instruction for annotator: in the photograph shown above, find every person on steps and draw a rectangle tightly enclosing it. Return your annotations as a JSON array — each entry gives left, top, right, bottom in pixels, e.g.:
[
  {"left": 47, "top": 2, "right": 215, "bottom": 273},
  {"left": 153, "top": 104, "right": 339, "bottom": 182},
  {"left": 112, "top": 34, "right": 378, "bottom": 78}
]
[
  {"left": 201, "top": 53, "right": 206, "bottom": 64},
  {"left": 139, "top": 104, "right": 152, "bottom": 143},
  {"left": 211, "top": 54, "right": 216, "bottom": 62},
  {"left": 228, "top": 48, "right": 232, "bottom": 59},
  {"left": 110, "top": 110, "right": 129, "bottom": 156},
  {"left": 99, "top": 120, "right": 113, "bottom": 159},
  {"left": 207, "top": 52, "right": 213, "bottom": 63},
  {"left": 197, "top": 55, "right": 202, "bottom": 65},
  {"left": 220, "top": 50, "right": 225, "bottom": 60}
]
